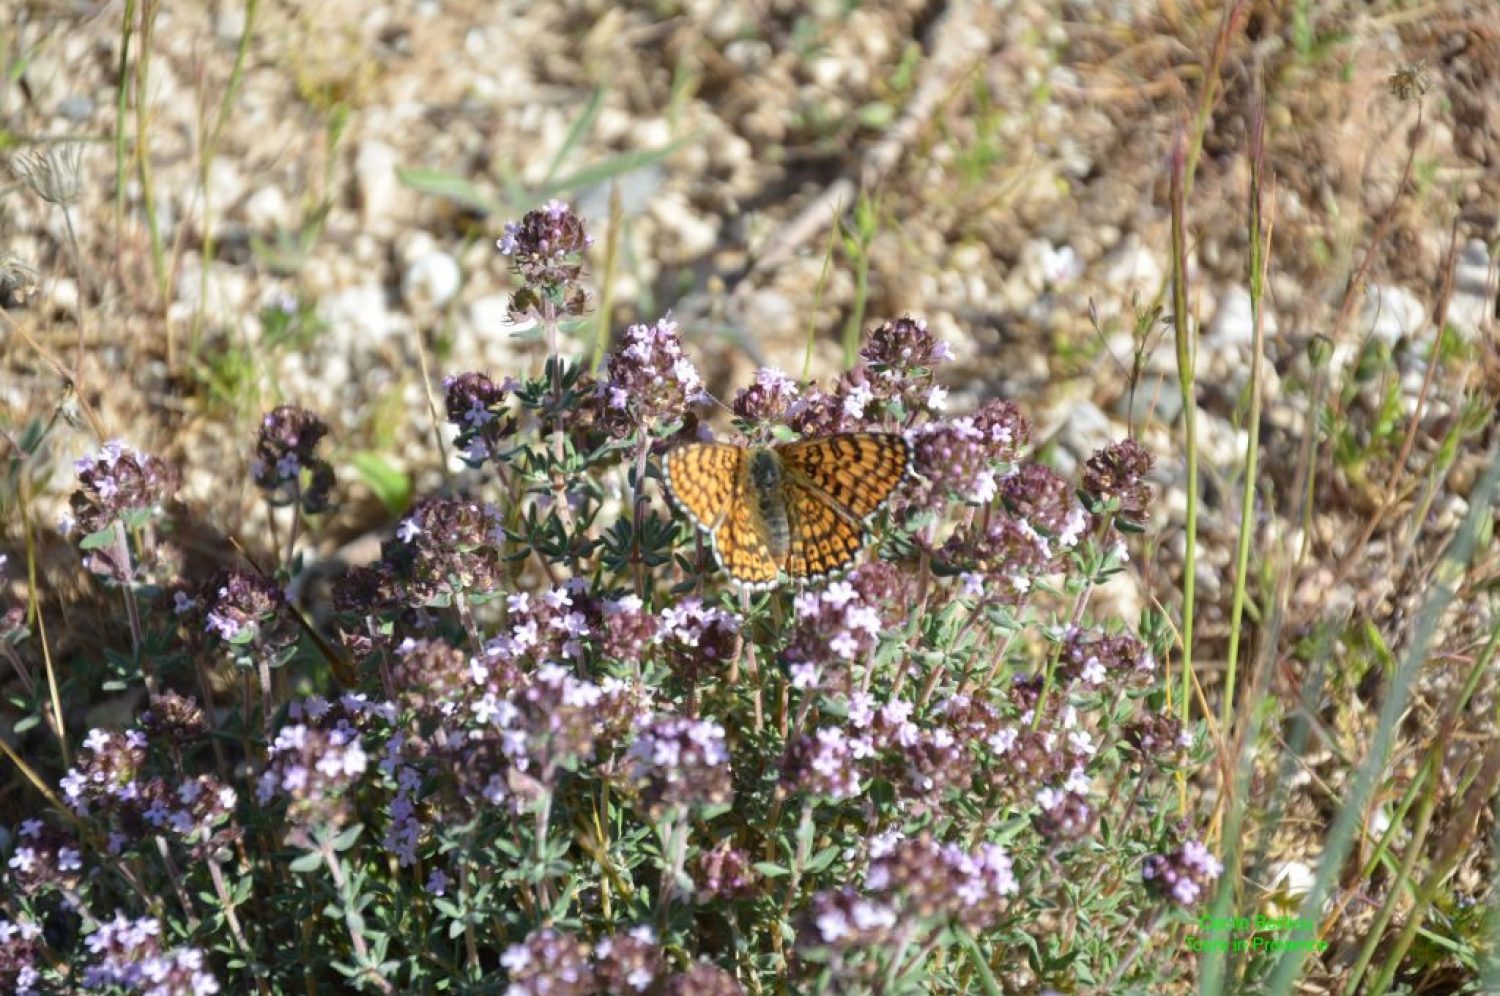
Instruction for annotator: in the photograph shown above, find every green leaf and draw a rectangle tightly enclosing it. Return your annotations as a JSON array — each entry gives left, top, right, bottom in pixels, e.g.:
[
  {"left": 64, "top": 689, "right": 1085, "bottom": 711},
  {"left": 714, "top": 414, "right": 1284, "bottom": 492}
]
[
  {"left": 80, "top": 525, "right": 118, "bottom": 550},
  {"left": 395, "top": 167, "right": 502, "bottom": 215},
  {"left": 350, "top": 452, "right": 412, "bottom": 515},
  {"left": 807, "top": 845, "right": 841, "bottom": 874},
  {"left": 544, "top": 87, "right": 605, "bottom": 186},
  {"left": 332, "top": 824, "right": 364, "bottom": 851},
  {"left": 752, "top": 862, "right": 790, "bottom": 878},
  {"left": 290, "top": 850, "right": 324, "bottom": 874},
  {"left": 539, "top": 138, "right": 692, "bottom": 200}
]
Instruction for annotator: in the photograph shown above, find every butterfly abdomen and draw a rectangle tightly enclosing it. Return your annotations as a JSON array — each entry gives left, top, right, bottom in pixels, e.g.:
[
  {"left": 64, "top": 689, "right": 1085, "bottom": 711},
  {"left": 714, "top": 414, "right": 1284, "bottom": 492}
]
[{"left": 748, "top": 449, "right": 791, "bottom": 563}]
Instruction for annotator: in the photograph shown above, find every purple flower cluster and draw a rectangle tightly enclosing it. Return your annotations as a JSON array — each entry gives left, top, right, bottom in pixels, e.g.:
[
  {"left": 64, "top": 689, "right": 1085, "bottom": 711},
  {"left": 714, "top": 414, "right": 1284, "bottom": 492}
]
[
  {"left": 251, "top": 405, "right": 335, "bottom": 514},
  {"left": 694, "top": 839, "right": 758, "bottom": 903},
  {"left": 0, "top": 917, "right": 43, "bottom": 995},
  {"left": 870, "top": 704, "right": 972, "bottom": 814},
  {"left": 67, "top": 440, "right": 179, "bottom": 537},
  {"left": 481, "top": 663, "right": 646, "bottom": 789},
  {"left": 1000, "top": 464, "right": 1088, "bottom": 552},
  {"left": 444, "top": 372, "right": 518, "bottom": 466},
  {"left": 905, "top": 400, "right": 1028, "bottom": 510},
  {"left": 193, "top": 568, "right": 293, "bottom": 661},
  {"left": 784, "top": 725, "right": 868, "bottom": 801},
  {"left": 256, "top": 696, "right": 384, "bottom": 828},
  {"left": 626, "top": 715, "right": 732, "bottom": 818},
  {"left": 782, "top": 319, "right": 956, "bottom": 436},
  {"left": 1081, "top": 438, "right": 1155, "bottom": 525},
  {"left": 982, "top": 721, "right": 1087, "bottom": 807},
  {"left": 864, "top": 833, "right": 1018, "bottom": 929},
  {"left": 386, "top": 637, "right": 486, "bottom": 714},
  {"left": 1121, "top": 712, "right": 1190, "bottom": 772},
  {"left": 1143, "top": 838, "right": 1224, "bottom": 907},
  {"left": 1033, "top": 775, "right": 1097, "bottom": 841},
  {"left": 803, "top": 832, "right": 1017, "bottom": 951},
  {"left": 489, "top": 586, "right": 598, "bottom": 670},
  {"left": 80, "top": 913, "right": 219, "bottom": 995},
  {"left": 785, "top": 381, "right": 870, "bottom": 437},
  {"left": 858, "top": 315, "right": 954, "bottom": 415},
  {"left": 804, "top": 887, "right": 899, "bottom": 948},
  {"left": 658, "top": 597, "right": 739, "bottom": 681},
  {"left": 58, "top": 726, "right": 239, "bottom": 858},
  {"left": 330, "top": 561, "right": 401, "bottom": 657},
  {"left": 591, "top": 927, "right": 666, "bottom": 993},
  {"left": 502, "top": 928, "right": 593, "bottom": 996},
  {"left": 598, "top": 316, "right": 704, "bottom": 436},
  {"left": 597, "top": 594, "right": 660, "bottom": 664},
  {"left": 378, "top": 656, "right": 646, "bottom": 864},
  {"left": 1056, "top": 627, "right": 1156, "bottom": 689},
  {"left": 783, "top": 570, "right": 898, "bottom": 692},
  {"left": 498, "top": 199, "right": 592, "bottom": 312},
  {"left": 940, "top": 514, "right": 1051, "bottom": 602},
  {"left": 385, "top": 497, "right": 506, "bottom": 604},
  {"left": 138, "top": 692, "right": 208, "bottom": 748},
  {"left": 58, "top": 728, "right": 148, "bottom": 816},
  {"left": 501, "top": 927, "right": 742, "bottom": 995},
  {"left": 6, "top": 819, "right": 83, "bottom": 895},
  {"left": 730, "top": 366, "right": 800, "bottom": 423}
]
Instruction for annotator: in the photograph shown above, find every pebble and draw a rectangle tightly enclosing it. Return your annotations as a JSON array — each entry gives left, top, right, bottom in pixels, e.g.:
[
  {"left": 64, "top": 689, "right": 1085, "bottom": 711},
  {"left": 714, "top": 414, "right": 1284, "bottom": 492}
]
[
  {"left": 242, "top": 185, "right": 292, "bottom": 230},
  {"left": 322, "top": 283, "right": 402, "bottom": 346},
  {"left": 401, "top": 251, "right": 462, "bottom": 310},
  {"left": 1096, "top": 233, "right": 1166, "bottom": 300},
  {"left": 1449, "top": 238, "right": 1494, "bottom": 340},
  {"left": 1206, "top": 284, "right": 1277, "bottom": 348},
  {"left": 1359, "top": 283, "right": 1426, "bottom": 344},
  {"left": 354, "top": 140, "right": 405, "bottom": 229},
  {"left": 56, "top": 94, "right": 94, "bottom": 122}
]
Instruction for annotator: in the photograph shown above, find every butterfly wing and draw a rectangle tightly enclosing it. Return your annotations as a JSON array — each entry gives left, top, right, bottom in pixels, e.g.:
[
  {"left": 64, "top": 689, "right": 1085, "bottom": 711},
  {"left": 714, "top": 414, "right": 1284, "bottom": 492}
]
[
  {"left": 663, "top": 442, "right": 744, "bottom": 531},
  {"left": 712, "top": 490, "right": 781, "bottom": 587},
  {"left": 779, "top": 432, "right": 910, "bottom": 519},
  {"left": 784, "top": 481, "right": 868, "bottom": 580}
]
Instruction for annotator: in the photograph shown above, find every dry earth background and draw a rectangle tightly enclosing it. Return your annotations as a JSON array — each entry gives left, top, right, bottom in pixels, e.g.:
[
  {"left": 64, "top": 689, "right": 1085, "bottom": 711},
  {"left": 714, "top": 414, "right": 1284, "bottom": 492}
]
[{"left": 3, "top": 0, "right": 1500, "bottom": 991}]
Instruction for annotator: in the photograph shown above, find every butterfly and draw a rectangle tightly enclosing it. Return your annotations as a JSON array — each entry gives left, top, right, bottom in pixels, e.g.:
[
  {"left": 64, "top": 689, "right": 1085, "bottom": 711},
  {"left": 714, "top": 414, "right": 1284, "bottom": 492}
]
[{"left": 662, "top": 433, "right": 911, "bottom": 588}]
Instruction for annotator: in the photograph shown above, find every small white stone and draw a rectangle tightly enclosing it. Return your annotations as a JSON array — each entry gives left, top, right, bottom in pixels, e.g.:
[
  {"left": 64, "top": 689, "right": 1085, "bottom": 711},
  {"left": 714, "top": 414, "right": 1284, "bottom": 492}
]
[
  {"left": 651, "top": 192, "right": 719, "bottom": 262},
  {"left": 1360, "top": 283, "right": 1427, "bottom": 344},
  {"left": 1449, "top": 239, "right": 1494, "bottom": 340},
  {"left": 215, "top": 6, "right": 247, "bottom": 41},
  {"left": 468, "top": 293, "right": 513, "bottom": 335},
  {"left": 354, "top": 140, "right": 404, "bottom": 227},
  {"left": 242, "top": 185, "right": 292, "bottom": 230},
  {"left": 1268, "top": 861, "right": 1315, "bottom": 899},
  {"left": 322, "top": 283, "right": 401, "bottom": 346},
  {"left": 49, "top": 276, "right": 80, "bottom": 315},
  {"left": 1206, "top": 284, "right": 1277, "bottom": 347},
  {"left": 1097, "top": 234, "right": 1165, "bottom": 299},
  {"left": 402, "top": 251, "right": 462, "bottom": 310}
]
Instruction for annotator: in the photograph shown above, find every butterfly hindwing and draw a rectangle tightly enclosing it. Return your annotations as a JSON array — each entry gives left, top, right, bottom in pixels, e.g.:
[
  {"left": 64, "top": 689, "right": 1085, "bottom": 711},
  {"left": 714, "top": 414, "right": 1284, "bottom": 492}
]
[
  {"left": 713, "top": 492, "right": 781, "bottom": 587},
  {"left": 785, "top": 481, "right": 867, "bottom": 579},
  {"left": 663, "top": 442, "right": 743, "bottom": 531},
  {"left": 779, "top": 432, "right": 910, "bottom": 520}
]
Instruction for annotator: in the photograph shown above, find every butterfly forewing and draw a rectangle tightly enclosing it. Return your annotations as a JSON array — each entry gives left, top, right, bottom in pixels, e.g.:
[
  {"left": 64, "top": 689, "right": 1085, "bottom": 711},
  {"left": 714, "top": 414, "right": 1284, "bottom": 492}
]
[
  {"left": 785, "top": 481, "right": 867, "bottom": 579},
  {"left": 780, "top": 433, "right": 910, "bottom": 519},
  {"left": 663, "top": 442, "right": 743, "bottom": 531}
]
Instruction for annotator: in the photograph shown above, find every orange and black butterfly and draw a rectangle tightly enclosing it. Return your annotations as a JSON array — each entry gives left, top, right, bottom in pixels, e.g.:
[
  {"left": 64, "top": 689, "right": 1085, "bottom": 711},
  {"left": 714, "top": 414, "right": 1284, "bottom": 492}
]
[{"left": 662, "top": 433, "right": 910, "bottom": 588}]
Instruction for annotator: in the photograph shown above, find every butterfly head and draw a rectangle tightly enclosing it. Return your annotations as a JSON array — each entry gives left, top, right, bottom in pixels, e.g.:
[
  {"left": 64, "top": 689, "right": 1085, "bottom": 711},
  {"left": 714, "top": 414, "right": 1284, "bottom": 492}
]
[{"left": 747, "top": 448, "right": 782, "bottom": 491}]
